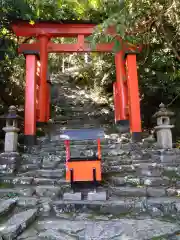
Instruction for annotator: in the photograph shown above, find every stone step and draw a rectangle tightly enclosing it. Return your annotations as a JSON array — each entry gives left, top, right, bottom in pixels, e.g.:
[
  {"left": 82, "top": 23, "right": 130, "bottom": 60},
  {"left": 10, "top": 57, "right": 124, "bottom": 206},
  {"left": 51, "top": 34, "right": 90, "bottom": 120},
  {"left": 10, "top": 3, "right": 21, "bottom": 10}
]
[
  {"left": 103, "top": 162, "right": 180, "bottom": 177},
  {"left": 19, "top": 218, "right": 180, "bottom": 240},
  {"left": 19, "top": 164, "right": 40, "bottom": 173},
  {"left": 111, "top": 175, "right": 172, "bottom": 187},
  {"left": 33, "top": 178, "right": 68, "bottom": 186},
  {"left": 111, "top": 186, "right": 169, "bottom": 198},
  {"left": 0, "top": 176, "right": 34, "bottom": 186},
  {"left": 22, "top": 155, "right": 42, "bottom": 165},
  {"left": 52, "top": 197, "right": 180, "bottom": 217},
  {"left": 38, "top": 149, "right": 130, "bottom": 159},
  {"left": 0, "top": 188, "right": 35, "bottom": 198},
  {"left": 0, "top": 208, "right": 38, "bottom": 239},
  {"left": 103, "top": 163, "right": 163, "bottom": 176},
  {"left": 35, "top": 185, "right": 70, "bottom": 198},
  {"left": 17, "top": 169, "right": 65, "bottom": 179},
  {"left": 0, "top": 199, "right": 17, "bottom": 217},
  {"left": 46, "top": 138, "right": 120, "bottom": 146}
]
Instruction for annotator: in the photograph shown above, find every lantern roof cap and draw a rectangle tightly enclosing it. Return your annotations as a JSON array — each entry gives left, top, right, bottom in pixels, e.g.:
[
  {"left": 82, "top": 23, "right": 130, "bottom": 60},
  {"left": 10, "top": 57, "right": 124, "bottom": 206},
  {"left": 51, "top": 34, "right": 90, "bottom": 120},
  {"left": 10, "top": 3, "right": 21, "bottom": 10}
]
[
  {"left": 153, "top": 103, "right": 174, "bottom": 118},
  {"left": 0, "top": 106, "right": 22, "bottom": 120}
]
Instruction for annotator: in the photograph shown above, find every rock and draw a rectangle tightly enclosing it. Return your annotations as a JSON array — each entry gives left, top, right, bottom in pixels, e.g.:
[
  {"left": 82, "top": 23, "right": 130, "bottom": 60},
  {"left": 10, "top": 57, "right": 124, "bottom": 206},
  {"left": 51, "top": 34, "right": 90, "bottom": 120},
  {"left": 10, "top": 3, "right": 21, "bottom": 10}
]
[
  {"left": 35, "top": 219, "right": 180, "bottom": 240},
  {"left": 108, "top": 149, "right": 125, "bottom": 156},
  {"left": 63, "top": 192, "right": 82, "bottom": 201},
  {"left": 87, "top": 191, "right": 107, "bottom": 201},
  {"left": 166, "top": 188, "right": 177, "bottom": 196},
  {"left": 36, "top": 220, "right": 85, "bottom": 234},
  {"left": 125, "top": 177, "right": 141, "bottom": 186},
  {"left": 20, "top": 164, "right": 39, "bottom": 172},
  {"left": 0, "top": 209, "right": 38, "bottom": 240},
  {"left": 0, "top": 199, "right": 16, "bottom": 216},
  {"left": 112, "top": 187, "right": 147, "bottom": 197},
  {"left": 143, "top": 177, "right": 169, "bottom": 186},
  {"left": 35, "top": 186, "right": 61, "bottom": 198},
  {"left": 53, "top": 199, "right": 144, "bottom": 216},
  {"left": 110, "top": 176, "right": 126, "bottom": 186},
  {"left": 39, "top": 198, "right": 52, "bottom": 216},
  {"left": 17, "top": 197, "right": 39, "bottom": 207},
  {"left": 38, "top": 229, "right": 76, "bottom": 240},
  {"left": 12, "top": 177, "right": 34, "bottom": 185},
  {"left": 147, "top": 187, "right": 166, "bottom": 197},
  {"left": 146, "top": 197, "right": 179, "bottom": 215},
  {"left": 33, "top": 178, "right": 57, "bottom": 185},
  {"left": 0, "top": 188, "right": 34, "bottom": 198},
  {"left": 42, "top": 155, "right": 62, "bottom": 169},
  {"left": 17, "top": 229, "right": 39, "bottom": 239},
  {"left": 37, "top": 169, "right": 64, "bottom": 178}
]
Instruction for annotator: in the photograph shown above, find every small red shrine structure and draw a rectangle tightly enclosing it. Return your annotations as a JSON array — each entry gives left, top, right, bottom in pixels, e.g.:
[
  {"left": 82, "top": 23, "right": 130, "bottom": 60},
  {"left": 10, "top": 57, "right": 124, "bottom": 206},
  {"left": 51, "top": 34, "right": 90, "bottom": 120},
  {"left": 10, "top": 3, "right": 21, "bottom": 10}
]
[{"left": 11, "top": 20, "right": 142, "bottom": 145}]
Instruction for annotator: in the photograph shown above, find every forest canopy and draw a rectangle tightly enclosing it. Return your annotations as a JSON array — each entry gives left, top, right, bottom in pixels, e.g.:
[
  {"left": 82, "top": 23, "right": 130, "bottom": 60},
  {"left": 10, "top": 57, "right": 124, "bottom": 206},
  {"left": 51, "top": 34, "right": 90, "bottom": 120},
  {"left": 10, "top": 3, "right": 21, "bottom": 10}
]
[{"left": 1, "top": 0, "right": 180, "bottom": 138}]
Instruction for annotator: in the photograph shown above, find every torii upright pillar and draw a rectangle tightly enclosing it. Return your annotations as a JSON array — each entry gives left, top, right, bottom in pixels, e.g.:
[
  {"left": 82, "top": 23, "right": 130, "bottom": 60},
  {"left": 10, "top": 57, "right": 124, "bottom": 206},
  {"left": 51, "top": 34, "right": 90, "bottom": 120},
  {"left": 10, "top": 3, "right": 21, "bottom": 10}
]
[
  {"left": 114, "top": 51, "right": 129, "bottom": 132},
  {"left": 24, "top": 52, "right": 38, "bottom": 145},
  {"left": 125, "top": 53, "right": 142, "bottom": 141},
  {"left": 38, "top": 35, "right": 49, "bottom": 123}
]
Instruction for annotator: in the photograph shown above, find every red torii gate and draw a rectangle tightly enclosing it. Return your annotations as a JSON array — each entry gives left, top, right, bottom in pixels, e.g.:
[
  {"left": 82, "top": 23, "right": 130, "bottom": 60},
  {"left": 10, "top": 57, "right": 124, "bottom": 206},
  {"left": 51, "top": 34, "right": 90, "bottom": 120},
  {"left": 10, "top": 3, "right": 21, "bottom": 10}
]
[{"left": 11, "top": 20, "right": 142, "bottom": 145}]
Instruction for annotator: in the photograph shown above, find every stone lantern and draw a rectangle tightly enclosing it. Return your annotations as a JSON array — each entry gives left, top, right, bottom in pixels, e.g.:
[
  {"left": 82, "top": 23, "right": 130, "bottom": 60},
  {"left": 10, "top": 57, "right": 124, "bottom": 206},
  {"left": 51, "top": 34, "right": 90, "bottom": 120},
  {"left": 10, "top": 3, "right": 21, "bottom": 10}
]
[
  {"left": 153, "top": 103, "right": 174, "bottom": 149},
  {"left": 1, "top": 106, "right": 22, "bottom": 152},
  {"left": 0, "top": 106, "right": 22, "bottom": 175}
]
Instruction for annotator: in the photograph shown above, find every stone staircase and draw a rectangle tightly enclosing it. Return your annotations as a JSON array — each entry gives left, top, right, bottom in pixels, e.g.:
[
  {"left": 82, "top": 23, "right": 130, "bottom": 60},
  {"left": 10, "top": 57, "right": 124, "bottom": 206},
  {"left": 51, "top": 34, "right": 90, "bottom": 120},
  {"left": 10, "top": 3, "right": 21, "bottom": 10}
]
[{"left": 0, "top": 73, "right": 180, "bottom": 239}]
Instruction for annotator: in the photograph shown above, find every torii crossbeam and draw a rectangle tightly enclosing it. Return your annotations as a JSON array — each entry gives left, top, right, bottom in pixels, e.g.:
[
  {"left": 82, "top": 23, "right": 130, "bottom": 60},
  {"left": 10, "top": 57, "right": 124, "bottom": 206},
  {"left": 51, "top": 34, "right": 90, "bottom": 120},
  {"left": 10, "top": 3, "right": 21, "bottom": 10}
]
[{"left": 11, "top": 20, "right": 142, "bottom": 145}]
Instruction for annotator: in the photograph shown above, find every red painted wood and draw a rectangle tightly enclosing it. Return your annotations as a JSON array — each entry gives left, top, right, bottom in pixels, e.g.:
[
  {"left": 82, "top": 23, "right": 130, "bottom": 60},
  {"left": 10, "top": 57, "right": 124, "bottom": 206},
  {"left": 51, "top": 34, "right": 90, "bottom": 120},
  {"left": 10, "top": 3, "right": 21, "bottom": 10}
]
[
  {"left": 18, "top": 41, "right": 138, "bottom": 53},
  {"left": 24, "top": 55, "right": 37, "bottom": 136},
  {"left": 97, "top": 138, "right": 101, "bottom": 160},
  {"left": 46, "top": 82, "right": 50, "bottom": 121},
  {"left": 39, "top": 36, "right": 49, "bottom": 122},
  {"left": 113, "top": 82, "right": 121, "bottom": 122},
  {"left": 36, "top": 60, "right": 40, "bottom": 121},
  {"left": 115, "top": 51, "right": 128, "bottom": 121},
  {"left": 11, "top": 21, "right": 96, "bottom": 37},
  {"left": 18, "top": 42, "right": 116, "bottom": 53},
  {"left": 126, "top": 54, "right": 141, "bottom": 133}
]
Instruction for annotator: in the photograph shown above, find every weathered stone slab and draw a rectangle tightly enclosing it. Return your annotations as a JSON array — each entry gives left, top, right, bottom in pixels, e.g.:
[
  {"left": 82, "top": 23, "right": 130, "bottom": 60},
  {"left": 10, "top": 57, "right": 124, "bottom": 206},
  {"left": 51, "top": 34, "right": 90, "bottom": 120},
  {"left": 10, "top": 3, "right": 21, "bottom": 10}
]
[
  {"left": 145, "top": 197, "right": 180, "bottom": 216},
  {"left": 20, "top": 164, "right": 39, "bottom": 172},
  {"left": 17, "top": 229, "right": 38, "bottom": 239},
  {"left": 35, "top": 186, "right": 61, "bottom": 198},
  {"left": 38, "top": 229, "right": 76, "bottom": 240},
  {"left": 35, "top": 219, "right": 180, "bottom": 240},
  {"left": 112, "top": 187, "right": 147, "bottom": 197},
  {"left": 0, "top": 199, "right": 16, "bottom": 216},
  {"left": 17, "top": 197, "right": 39, "bottom": 207},
  {"left": 147, "top": 187, "right": 166, "bottom": 197},
  {"left": 12, "top": 177, "right": 34, "bottom": 185},
  {"left": 53, "top": 199, "right": 144, "bottom": 216},
  {"left": 37, "top": 169, "right": 64, "bottom": 178},
  {"left": 110, "top": 176, "right": 126, "bottom": 186},
  {"left": 0, "top": 188, "right": 34, "bottom": 198},
  {"left": 33, "top": 177, "right": 56, "bottom": 185},
  {"left": 142, "top": 177, "right": 170, "bottom": 186},
  {"left": 87, "top": 191, "right": 107, "bottom": 201},
  {"left": 0, "top": 209, "right": 38, "bottom": 240},
  {"left": 63, "top": 192, "right": 82, "bottom": 201}
]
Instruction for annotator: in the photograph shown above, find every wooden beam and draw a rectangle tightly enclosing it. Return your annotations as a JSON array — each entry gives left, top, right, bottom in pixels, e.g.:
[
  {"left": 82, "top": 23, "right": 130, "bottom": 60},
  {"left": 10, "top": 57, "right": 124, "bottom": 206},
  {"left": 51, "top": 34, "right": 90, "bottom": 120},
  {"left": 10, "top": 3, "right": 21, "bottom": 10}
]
[
  {"left": 18, "top": 42, "right": 139, "bottom": 53},
  {"left": 11, "top": 22, "right": 96, "bottom": 37}
]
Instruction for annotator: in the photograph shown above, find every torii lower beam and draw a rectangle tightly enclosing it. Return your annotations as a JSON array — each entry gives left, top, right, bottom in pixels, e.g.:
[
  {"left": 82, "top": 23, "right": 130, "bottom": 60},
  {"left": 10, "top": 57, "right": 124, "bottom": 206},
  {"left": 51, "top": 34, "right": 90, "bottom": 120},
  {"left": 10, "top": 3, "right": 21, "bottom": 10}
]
[{"left": 19, "top": 42, "right": 116, "bottom": 53}]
